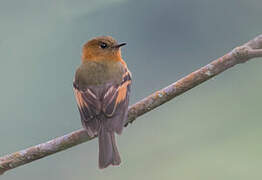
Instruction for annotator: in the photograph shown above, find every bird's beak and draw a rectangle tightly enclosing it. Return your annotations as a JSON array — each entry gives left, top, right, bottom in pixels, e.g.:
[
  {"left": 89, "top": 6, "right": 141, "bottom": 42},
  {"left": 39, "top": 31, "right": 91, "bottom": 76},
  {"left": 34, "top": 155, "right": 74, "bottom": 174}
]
[{"left": 114, "top": 43, "right": 127, "bottom": 49}]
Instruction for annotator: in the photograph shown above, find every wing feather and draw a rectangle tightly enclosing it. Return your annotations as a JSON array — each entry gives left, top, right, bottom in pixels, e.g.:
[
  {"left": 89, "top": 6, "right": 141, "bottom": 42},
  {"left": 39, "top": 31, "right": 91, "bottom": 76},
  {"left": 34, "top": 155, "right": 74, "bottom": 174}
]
[{"left": 74, "top": 70, "right": 132, "bottom": 136}]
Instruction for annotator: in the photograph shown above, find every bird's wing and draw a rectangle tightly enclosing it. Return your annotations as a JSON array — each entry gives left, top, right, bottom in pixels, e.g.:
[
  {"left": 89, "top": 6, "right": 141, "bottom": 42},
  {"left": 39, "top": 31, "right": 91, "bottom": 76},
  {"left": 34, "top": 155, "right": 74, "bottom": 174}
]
[
  {"left": 73, "top": 82, "right": 102, "bottom": 137},
  {"left": 102, "top": 70, "right": 132, "bottom": 134},
  {"left": 73, "top": 70, "right": 132, "bottom": 136}
]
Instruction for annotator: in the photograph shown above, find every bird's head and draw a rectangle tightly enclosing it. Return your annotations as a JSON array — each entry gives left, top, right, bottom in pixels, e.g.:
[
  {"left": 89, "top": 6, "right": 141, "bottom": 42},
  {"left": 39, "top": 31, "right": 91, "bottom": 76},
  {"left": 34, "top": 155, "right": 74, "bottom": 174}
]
[{"left": 82, "top": 36, "right": 126, "bottom": 62}]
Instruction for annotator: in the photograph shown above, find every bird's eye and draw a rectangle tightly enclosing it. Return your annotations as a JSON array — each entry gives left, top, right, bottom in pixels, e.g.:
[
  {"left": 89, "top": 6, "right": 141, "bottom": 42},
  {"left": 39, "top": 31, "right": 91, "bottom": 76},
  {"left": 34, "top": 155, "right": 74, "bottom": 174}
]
[{"left": 100, "top": 42, "right": 108, "bottom": 49}]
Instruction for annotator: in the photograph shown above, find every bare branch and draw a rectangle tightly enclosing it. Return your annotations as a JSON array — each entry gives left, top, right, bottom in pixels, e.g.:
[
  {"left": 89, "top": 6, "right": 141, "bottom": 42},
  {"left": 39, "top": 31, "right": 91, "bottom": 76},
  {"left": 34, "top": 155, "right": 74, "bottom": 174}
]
[{"left": 1, "top": 34, "right": 262, "bottom": 175}]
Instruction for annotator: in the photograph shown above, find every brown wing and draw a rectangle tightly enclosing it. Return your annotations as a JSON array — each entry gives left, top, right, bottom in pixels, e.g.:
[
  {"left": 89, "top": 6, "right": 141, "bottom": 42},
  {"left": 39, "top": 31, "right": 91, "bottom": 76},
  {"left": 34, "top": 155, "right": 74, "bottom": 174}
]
[
  {"left": 73, "top": 83, "right": 101, "bottom": 137},
  {"left": 102, "top": 70, "right": 132, "bottom": 134},
  {"left": 73, "top": 70, "right": 132, "bottom": 136}
]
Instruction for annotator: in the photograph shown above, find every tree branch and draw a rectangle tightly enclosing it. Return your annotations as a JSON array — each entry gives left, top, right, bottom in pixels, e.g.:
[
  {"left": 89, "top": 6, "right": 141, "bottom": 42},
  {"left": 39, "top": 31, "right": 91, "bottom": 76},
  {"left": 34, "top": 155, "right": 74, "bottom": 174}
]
[{"left": 1, "top": 34, "right": 262, "bottom": 175}]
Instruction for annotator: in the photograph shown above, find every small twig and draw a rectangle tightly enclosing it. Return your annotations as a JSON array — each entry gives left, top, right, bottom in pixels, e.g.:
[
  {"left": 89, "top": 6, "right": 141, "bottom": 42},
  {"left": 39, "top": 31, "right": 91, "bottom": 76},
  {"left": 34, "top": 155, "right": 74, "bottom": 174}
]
[{"left": 1, "top": 34, "right": 262, "bottom": 175}]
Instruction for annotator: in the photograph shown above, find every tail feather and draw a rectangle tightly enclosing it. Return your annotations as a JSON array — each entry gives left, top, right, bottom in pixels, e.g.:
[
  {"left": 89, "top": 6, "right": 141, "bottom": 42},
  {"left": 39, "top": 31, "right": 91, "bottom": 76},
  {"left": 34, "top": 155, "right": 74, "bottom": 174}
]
[{"left": 98, "top": 125, "right": 121, "bottom": 169}]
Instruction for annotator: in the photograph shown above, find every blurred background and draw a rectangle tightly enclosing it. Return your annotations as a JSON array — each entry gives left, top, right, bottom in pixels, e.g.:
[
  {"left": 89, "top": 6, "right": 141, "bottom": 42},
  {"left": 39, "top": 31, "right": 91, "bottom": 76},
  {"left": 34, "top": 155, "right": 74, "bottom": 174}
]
[{"left": 0, "top": 0, "right": 262, "bottom": 179}]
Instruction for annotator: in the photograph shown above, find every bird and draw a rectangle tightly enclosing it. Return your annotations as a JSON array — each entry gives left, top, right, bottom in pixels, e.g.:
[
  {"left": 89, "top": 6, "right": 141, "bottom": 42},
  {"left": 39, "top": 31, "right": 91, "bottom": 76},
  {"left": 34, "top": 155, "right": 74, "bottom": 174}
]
[{"left": 73, "top": 36, "right": 131, "bottom": 169}]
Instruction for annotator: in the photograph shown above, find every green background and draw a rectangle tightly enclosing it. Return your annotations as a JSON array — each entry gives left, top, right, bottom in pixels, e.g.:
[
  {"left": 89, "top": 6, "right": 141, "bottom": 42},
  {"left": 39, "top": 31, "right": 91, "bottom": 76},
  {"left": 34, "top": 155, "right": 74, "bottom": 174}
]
[{"left": 0, "top": 0, "right": 261, "bottom": 179}]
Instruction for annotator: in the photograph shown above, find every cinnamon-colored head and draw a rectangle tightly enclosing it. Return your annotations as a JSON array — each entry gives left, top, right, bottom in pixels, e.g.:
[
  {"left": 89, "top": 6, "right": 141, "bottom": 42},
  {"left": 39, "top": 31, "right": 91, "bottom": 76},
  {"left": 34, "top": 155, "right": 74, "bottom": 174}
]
[{"left": 82, "top": 36, "right": 126, "bottom": 63}]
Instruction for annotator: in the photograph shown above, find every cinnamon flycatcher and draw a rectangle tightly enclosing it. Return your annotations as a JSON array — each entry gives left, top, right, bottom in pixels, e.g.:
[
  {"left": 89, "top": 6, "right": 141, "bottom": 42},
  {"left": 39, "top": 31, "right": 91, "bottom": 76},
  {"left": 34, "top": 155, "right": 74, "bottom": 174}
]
[{"left": 73, "top": 36, "right": 131, "bottom": 169}]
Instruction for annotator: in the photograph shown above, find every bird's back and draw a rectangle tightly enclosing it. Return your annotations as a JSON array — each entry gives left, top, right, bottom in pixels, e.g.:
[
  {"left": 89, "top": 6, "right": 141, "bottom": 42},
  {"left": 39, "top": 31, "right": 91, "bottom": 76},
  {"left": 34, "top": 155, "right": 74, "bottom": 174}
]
[{"left": 75, "top": 60, "right": 126, "bottom": 89}]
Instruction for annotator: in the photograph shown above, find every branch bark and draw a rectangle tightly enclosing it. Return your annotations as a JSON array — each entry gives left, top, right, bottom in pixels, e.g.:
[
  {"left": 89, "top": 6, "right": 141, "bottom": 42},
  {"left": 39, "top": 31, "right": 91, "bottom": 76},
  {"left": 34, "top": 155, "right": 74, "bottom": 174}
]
[{"left": 1, "top": 34, "right": 262, "bottom": 175}]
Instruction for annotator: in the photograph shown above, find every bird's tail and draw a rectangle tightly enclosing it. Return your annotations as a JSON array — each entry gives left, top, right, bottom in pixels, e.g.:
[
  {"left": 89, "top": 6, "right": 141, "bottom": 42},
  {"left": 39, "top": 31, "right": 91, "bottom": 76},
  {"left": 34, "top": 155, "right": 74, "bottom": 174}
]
[{"left": 98, "top": 123, "right": 121, "bottom": 169}]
